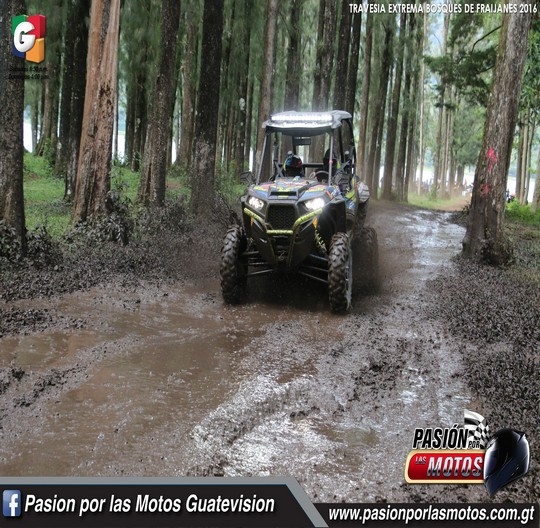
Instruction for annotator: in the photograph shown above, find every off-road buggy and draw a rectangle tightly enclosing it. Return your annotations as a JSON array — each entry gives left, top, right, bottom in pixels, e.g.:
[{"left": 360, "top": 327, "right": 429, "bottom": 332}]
[{"left": 220, "top": 110, "right": 377, "bottom": 312}]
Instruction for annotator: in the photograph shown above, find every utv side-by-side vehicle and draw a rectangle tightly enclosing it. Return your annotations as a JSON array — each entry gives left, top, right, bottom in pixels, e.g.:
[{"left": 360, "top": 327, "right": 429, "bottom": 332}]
[{"left": 220, "top": 110, "right": 377, "bottom": 312}]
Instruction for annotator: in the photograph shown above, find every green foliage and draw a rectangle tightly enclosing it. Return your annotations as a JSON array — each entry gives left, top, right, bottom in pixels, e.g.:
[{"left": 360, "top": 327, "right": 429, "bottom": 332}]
[
  {"left": 520, "top": 16, "right": 540, "bottom": 112},
  {"left": 24, "top": 152, "right": 53, "bottom": 179},
  {"left": 24, "top": 153, "right": 70, "bottom": 237},
  {"left": 505, "top": 201, "right": 540, "bottom": 225},
  {"left": 111, "top": 163, "right": 141, "bottom": 203},
  {"left": 452, "top": 101, "right": 484, "bottom": 167},
  {"left": 426, "top": 4, "right": 498, "bottom": 107},
  {"left": 407, "top": 192, "right": 470, "bottom": 211},
  {"left": 426, "top": 45, "right": 495, "bottom": 107}
]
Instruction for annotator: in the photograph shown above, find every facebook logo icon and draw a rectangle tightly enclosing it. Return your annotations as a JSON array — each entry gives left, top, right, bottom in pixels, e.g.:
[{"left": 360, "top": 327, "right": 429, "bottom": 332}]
[{"left": 3, "top": 490, "right": 22, "bottom": 517}]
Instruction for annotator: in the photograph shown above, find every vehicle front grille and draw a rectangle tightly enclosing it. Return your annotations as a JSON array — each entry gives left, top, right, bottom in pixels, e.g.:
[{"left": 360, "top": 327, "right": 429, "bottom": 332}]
[{"left": 267, "top": 205, "right": 296, "bottom": 230}]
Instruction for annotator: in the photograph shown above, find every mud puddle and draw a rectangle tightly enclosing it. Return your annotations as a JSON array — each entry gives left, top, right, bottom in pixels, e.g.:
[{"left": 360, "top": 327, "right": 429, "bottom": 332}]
[{"left": 0, "top": 205, "right": 485, "bottom": 502}]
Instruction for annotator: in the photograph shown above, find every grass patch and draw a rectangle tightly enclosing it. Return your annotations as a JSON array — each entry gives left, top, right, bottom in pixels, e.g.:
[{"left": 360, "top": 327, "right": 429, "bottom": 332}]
[
  {"left": 407, "top": 192, "right": 470, "bottom": 211},
  {"left": 24, "top": 153, "right": 70, "bottom": 237},
  {"left": 23, "top": 154, "right": 192, "bottom": 238},
  {"left": 505, "top": 200, "right": 540, "bottom": 225}
]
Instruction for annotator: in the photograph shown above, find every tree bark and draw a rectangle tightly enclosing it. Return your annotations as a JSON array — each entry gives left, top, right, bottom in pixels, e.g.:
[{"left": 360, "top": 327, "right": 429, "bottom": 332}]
[
  {"left": 532, "top": 146, "right": 540, "bottom": 212},
  {"left": 254, "top": 0, "right": 278, "bottom": 177},
  {"left": 190, "top": 0, "right": 224, "bottom": 218},
  {"left": 382, "top": 13, "right": 405, "bottom": 201},
  {"left": 433, "top": 12, "right": 450, "bottom": 198},
  {"left": 0, "top": 0, "right": 26, "bottom": 250},
  {"left": 60, "top": 0, "right": 90, "bottom": 200},
  {"left": 35, "top": 0, "right": 62, "bottom": 159},
  {"left": 284, "top": 0, "right": 303, "bottom": 110},
  {"left": 175, "top": 9, "right": 199, "bottom": 169},
  {"left": 234, "top": 0, "right": 252, "bottom": 173},
  {"left": 312, "top": 0, "right": 337, "bottom": 112},
  {"left": 73, "top": 0, "right": 120, "bottom": 223},
  {"left": 462, "top": 3, "right": 534, "bottom": 264},
  {"left": 345, "top": 10, "right": 361, "bottom": 118},
  {"left": 333, "top": 2, "right": 350, "bottom": 110},
  {"left": 358, "top": 11, "right": 373, "bottom": 180},
  {"left": 367, "top": 18, "right": 393, "bottom": 197},
  {"left": 137, "top": 0, "right": 181, "bottom": 207}
]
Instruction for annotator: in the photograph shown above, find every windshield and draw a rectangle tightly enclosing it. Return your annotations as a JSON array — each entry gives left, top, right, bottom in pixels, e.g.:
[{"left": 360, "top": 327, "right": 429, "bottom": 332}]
[{"left": 258, "top": 130, "right": 343, "bottom": 183}]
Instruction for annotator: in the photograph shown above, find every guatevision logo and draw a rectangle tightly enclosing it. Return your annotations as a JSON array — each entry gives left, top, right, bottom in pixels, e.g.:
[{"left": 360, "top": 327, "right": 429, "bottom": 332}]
[{"left": 12, "top": 14, "right": 46, "bottom": 63}]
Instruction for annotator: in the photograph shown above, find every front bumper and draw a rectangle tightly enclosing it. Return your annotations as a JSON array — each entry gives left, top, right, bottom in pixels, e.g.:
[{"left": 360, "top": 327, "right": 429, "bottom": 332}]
[{"left": 243, "top": 206, "right": 324, "bottom": 270}]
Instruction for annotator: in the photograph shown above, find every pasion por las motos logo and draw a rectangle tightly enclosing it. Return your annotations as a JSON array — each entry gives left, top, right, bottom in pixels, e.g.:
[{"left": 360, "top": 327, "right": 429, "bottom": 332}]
[
  {"left": 404, "top": 410, "right": 530, "bottom": 495},
  {"left": 12, "top": 14, "right": 46, "bottom": 63}
]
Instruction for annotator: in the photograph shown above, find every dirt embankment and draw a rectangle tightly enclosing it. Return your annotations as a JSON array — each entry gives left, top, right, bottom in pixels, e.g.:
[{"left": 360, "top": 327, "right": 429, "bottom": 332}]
[{"left": 0, "top": 200, "right": 538, "bottom": 503}]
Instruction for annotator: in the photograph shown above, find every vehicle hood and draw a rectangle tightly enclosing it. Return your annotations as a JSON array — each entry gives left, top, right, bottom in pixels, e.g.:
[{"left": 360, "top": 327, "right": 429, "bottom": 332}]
[{"left": 251, "top": 179, "right": 340, "bottom": 201}]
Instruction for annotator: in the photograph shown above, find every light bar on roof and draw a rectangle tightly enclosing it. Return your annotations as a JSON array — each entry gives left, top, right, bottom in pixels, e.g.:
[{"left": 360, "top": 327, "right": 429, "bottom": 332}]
[{"left": 270, "top": 112, "right": 333, "bottom": 124}]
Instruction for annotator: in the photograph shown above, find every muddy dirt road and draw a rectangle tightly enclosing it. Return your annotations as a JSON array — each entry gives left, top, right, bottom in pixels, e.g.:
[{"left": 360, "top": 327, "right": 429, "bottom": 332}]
[{"left": 0, "top": 203, "right": 533, "bottom": 503}]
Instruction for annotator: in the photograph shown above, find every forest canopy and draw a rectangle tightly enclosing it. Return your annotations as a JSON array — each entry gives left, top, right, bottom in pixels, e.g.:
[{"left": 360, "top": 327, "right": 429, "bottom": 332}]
[{"left": 0, "top": 0, "right": 539, "bottom": 264}]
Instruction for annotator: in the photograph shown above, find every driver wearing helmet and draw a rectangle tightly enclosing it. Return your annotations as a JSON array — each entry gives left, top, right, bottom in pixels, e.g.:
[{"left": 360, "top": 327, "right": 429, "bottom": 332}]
[{"left": 284, "top": 152, "right": 304, "bottom": 178}]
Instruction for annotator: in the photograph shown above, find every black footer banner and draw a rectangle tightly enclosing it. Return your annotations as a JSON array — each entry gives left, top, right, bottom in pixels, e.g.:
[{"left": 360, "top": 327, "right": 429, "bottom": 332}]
[{"left": 2, "top": 478, "right": 537, "bottom": 527}]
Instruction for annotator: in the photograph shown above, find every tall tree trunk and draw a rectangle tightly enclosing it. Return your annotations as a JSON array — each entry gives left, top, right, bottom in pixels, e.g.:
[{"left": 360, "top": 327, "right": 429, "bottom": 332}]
[
  {"left": 312, "top": 0, "right": 336, "bottom": 160},
  {"left": 234, "top": 0, "right": 252, "bottom": 173},
  {"left": 35, "top": 0, "right": 62, "bottom": 159},
  {"left": 312, "top": 0, "right": 337, "bottom": 109},
  {"left": 59, "top": 0, "right": 90, "bottom": 200},
  {"left": 532, "top": 146, "right": 540, "bottom": 212},
  {"left": 416, "top": 11, "right": 427, "bottom": 195},
  {"left": 190, "top": 0, "right": 224, "bottom": 218},
  {"left": 524, "top": 115, "right": 535, "bottom": 202},
  {"left": 175, "top": 13, "right": 199, "bottom": 169},
  {"left": 66, "top": 2, "right": 89, "bottom": 200},
  {"left": 433, "top": 12, "right": 450, "bottom": 198},
  {"left": 284, "top": 0, "right": 303, "bottom": 110},
  {"left": 345, "top": 10, "right": 361, "bottom": 117},
  {"left": 131, "top": 71, "right": 148, "bottom": 172},
  {"left": 254, "top": 0, "right": 278, "bottom": 177},
  {"left": 358, "top": 11, "right": 373, "bottom": 180},
  {"left": 367, "top": 19, "right": 393, "bottom": 197},
  {"left": 245, "top": 77, "right": 254, "bottom": 169},
  {"left": 30, "top": 97, "right": 39, "bottom": 153},
  {"left": 515, "top": 113, "right": 525, "bottom": 202},
  {"left": 55, "top": 8, "right": 75, "bottom": 177},
  {"left": 441, "top": 86, "right": 454, "bottom": 198},
  {"left": 462, "top": 3, "right": 533, "bottom": 264},
  {"left": 73, "top": 0, "right": 120, "bottom": 223},
  {"left": 0, "top": 0, "right": 26, "bottom": 250},
  {"left": 382, "top": 13, "right": 405, "bottom": 201},
  {"left": 333, "top": 1, "right": 350, "bottom": 109},
  {"left": 137, "top": 0, "right": 181, "bottom": 207}
]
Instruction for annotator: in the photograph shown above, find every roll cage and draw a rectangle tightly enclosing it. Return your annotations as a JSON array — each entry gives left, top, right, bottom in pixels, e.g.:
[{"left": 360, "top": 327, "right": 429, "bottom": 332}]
[{"left": 256, "top": 111, "right": 357, "bottom": 184}]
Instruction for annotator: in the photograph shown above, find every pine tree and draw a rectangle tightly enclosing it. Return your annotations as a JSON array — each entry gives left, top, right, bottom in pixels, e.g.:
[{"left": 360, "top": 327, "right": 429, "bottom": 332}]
[
  {"left": 0, "top": 0, "right": 27, "bottom": 250},
  {"left": 463, "top": 3, "right": 534, "bottom": 264},
  {"left": 73, "top": 0, "right": 120, "bottom": 222}
]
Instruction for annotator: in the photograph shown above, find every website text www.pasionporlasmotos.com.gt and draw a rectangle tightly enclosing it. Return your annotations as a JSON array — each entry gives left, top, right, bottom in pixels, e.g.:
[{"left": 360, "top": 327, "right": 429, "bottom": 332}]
[{"left": 321, "top": 503, "right": 537, "bottom": 526}]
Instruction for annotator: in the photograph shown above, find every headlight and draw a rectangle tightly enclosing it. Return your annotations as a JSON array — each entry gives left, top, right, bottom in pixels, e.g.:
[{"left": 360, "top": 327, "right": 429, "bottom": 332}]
[
  {"left": 247, "top": 196, "right": 264, "bottom": 210},
  {"left": 304, "top": 197, "right": 325, "bottom": 211}
]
